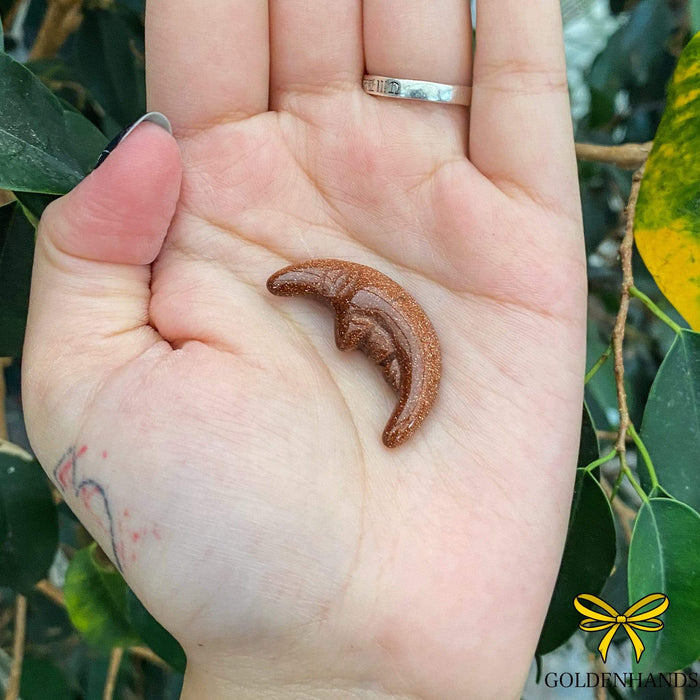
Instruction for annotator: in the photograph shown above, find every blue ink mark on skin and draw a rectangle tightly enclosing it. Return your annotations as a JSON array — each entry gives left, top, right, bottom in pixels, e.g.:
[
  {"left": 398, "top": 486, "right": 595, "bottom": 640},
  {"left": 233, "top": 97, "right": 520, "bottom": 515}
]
[{"left": 52, "top": 447, "right": 123, "bottom": 572}]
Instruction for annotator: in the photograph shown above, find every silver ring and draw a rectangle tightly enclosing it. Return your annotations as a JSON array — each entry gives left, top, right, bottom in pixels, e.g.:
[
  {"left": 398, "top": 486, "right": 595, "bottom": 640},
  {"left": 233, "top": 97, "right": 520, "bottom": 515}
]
[{"left": 362, "top": 74, "right": 471, "bottom": 107}]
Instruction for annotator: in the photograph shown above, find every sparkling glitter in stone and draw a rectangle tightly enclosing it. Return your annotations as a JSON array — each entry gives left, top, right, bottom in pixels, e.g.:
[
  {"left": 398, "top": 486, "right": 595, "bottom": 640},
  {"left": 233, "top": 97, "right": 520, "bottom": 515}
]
[{"left": 267, "top": 259, "right": 441, "bottom": 448}]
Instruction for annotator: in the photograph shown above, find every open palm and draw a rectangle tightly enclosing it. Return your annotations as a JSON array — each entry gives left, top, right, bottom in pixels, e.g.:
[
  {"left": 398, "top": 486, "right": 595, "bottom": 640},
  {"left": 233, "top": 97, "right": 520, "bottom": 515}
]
[{"left": 23, "top": 2, "right": 586, "bottom": 698}]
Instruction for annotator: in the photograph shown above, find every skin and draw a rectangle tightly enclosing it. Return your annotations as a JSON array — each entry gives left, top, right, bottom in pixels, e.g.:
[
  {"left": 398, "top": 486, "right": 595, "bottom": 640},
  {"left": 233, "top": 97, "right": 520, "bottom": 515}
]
[{"left": 21, "top": 1, "right": 586, "bottom": 698}]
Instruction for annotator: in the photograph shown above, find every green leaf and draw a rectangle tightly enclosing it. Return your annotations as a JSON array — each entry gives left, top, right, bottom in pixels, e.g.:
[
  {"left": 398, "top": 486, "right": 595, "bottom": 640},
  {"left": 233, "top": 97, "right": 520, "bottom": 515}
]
[
  {"left": 24, "top": 58, "right": 84, "bottom": 95},
  {"left": 0, "top": 444, "right": 58, "bottom": 594},
  {"left": 628, "top": 499, "right": 700, "bottom": 673},
  {"left": 64, "top": 544, "right": 142, "bottom": 651},
  {"left": 635, "top": 32, "right": 700, "bottom": 329},
  {"left": 588, "top": 0, "right": 674, "bottom": 125},
  {"left": 20, "top": 656, "right": 76, "bottom": 700},
  {"left": 13, "top": 190, "right": 57, "bottom": 224},
  {"left": 0, "top": 0, "right": 12, "bottom": 41},
  {"left": 580, "top": 164, "right": 619, "bottom": 256},
  {"left": 126, "top": 588, "right": 186, "bottom": 673},
  {"left": 116, "top": 0, "right": 145, "bottom": 15},
  {"left": 61, "top": 108, "right": 107, "bottom": 167},
  {"left": 536, "top": 469, "right": 616, "bottom": 655},
  {"left": 578, "top": 403, "right": 599, "bottom": 468},
  {"left": 0, "top": 50, "right": 105, "bottom": 194},
  {"left": 0, "top": 202, "right": 34, "bottom": 356},
  {"left": 639, "top": 330, "right": 700, "bottom": 510},
  {"left": 69, "top": 6, "right": 146, "bottom": 128},
  {"left": 585, "top": 321, "right": 619, "bottom": 431}
]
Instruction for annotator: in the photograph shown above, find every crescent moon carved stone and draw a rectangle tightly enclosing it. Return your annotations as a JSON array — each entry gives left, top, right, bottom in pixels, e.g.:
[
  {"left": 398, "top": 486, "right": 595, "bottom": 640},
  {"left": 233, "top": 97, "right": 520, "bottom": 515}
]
[{"left": 266, "top": 259, "right": 441, "bottom": 448}]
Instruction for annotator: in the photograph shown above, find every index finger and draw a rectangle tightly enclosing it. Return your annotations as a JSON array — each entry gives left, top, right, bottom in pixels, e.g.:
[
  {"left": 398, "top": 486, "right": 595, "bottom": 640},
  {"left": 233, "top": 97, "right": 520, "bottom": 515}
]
[
  {"left": 146, "top": 0, "right": 269, "bottom": 134},
  {"left": 469, "top": 0, "right": 578, "bottom": 211}
]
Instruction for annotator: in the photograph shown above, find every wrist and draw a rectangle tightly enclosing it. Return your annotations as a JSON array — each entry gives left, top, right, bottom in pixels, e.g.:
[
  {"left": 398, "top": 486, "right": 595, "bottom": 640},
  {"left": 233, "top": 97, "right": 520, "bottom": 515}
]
[{"left": 180, "top": 661, "right": 415, "bottom": 700}]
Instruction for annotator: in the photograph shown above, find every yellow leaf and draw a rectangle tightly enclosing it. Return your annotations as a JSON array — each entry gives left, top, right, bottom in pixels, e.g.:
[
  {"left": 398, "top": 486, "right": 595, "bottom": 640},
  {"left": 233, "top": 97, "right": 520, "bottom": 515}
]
[{"left": 635, "top": 32, "right": 700, "bottom": 329}]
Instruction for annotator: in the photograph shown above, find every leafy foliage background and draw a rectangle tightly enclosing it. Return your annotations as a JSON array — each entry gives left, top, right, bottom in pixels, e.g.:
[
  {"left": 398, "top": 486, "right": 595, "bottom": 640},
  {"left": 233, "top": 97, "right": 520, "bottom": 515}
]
[{"left": 0, "top": 0, "right": 699, "bottom": 698}]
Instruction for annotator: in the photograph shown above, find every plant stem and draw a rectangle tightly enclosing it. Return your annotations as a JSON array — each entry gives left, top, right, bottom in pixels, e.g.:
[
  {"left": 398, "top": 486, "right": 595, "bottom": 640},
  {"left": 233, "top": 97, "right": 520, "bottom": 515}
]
[
  {"left": 1, "top": 0, "right": 25, "bottom": 32},
  {"left": 103, "top": 647, "right": 124, "bottom": 700},
  {"left": 602, "top": 164, "right": 658, "bottom": 509},
  {"left": 575, "top": 142, "right": 652, "bottom": 170},
  {"left": 629, "top": 286, "right": 684, "bottom": 334},
  {"left": 619, "top": 451, "right": 649, "bottom": 503},
  {"left": 584, "top": 447, "right": 618, "bottom": 473},
  {"left": 612, "top": 166, "right": 645, "bottom": 455},
  {"left": 129, "top": 647, "right": 169, "bottom": 669},
  {"left": 627, "top": 423, "right": 659, "bottom": 490},
  {"left": 622, "top": 467, "right": 649, "bottom": 503},
  {"left": 585, "top": 344, "right": 612, "bottom": 384},
  {"left": 0, "top": 359, "right": 11, "bottom": 441},
  {"left": 610, "top": 464, "right": 625, "bottom": 500},
  {"left": 5, "top": 595, "right": 27, "bottom": 700},
  {"left": 29, "top": 0, "right": 84, "bottom": 61},
  {"left": 35, "top": 579, "right": 65, "bottom": 606},
  {"left": 601, "top": 477, "right": 637, "bottom": 543},
  {"left": 596, "top": 430, "right": 632, "bottom": 442}
]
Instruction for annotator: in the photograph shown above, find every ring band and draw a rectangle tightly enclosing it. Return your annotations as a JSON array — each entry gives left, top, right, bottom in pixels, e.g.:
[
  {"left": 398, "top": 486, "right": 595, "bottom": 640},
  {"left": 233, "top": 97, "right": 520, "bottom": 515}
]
[{"left": 363, "top": 74, "right": 471, "bottom": 107}]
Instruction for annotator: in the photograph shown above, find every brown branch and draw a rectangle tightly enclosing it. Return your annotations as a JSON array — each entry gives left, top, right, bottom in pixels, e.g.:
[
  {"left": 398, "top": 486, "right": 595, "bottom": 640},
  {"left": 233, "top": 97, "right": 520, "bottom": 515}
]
[
  {"left": 0, "top": 191, "right": 15, "bottom": 208},
  {"left": 42, "top": 79, "right": 92, "bottom": 112},
  {"left": 4, "top": 595, "right": 27, "bottom": 700},
  {"left": 35, "top": 579, "right": 65, "bottom": 606},
  {"left": 612, "top": 166, "right": 645, "bottom": 457},
  {"left": 673, "top": 685, "right": 686, "bottom": 700},
  {"left": 103, "top": 647, "right": 123, "bottom": 700},
  {"left": 29, "top": 0, "right": 84, "bottom": 61},
  {"left": 0, "top": 359, "right": 12, "bottom": 441},
  {"left": 592, "top": 653, "right": 608, "bottom": 700},
  {"left": 0, "top": 605, "right": 14, "bottom": 635},
  {"left": 575, "top": 142, "right": 652, "bottom": 170},
  {"left": 129, "top": 646, "right": 169, "bottom": 669},
  {"left": 1, "top": 0, "right": 24, "bottom": 32},
  {"left": 596, "top": 430, "right": 633, "bottom": 443}
]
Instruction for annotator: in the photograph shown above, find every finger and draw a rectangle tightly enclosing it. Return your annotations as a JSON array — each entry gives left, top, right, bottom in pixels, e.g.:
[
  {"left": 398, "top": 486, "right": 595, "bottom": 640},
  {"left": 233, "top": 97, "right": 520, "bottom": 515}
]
[
  {"left": 470, "top": 0, "right": 577, "bottom": 207},
  {"left": 269, "top": 1, "right": 362, "bottom": 107},
  {"left": 363, "top": 0, "right": 472, "bottom": 124},
  {"left": 364, "top": 0, "right": 472, "bottom": 84},
  {"left": 146, "top": 0, "right": 269, "bottom": 132},
  {"left": 22, "top": 120, "right": 181, "bottom": 452}
]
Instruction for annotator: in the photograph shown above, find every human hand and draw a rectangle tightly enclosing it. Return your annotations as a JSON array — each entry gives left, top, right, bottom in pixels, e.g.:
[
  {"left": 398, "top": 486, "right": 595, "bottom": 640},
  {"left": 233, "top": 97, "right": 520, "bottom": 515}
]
[{"left": 22, "top": 1, "right": 586, "bottom": 698}]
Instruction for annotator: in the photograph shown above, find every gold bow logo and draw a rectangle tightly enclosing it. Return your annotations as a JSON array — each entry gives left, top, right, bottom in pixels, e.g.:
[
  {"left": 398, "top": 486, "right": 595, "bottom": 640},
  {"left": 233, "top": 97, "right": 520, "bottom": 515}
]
[{"left": 574, "top": 593, "right": 669, "bottom": 662}]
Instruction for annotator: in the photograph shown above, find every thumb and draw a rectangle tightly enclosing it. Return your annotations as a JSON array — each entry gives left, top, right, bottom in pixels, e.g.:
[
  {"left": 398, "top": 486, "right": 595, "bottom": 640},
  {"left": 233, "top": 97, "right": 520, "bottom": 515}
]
[
  {"left": 43, "top": 112, "right": 180, "bottom": 264},
  {"left": 22, "top": 113, "right": 181, "bottom": 455}
]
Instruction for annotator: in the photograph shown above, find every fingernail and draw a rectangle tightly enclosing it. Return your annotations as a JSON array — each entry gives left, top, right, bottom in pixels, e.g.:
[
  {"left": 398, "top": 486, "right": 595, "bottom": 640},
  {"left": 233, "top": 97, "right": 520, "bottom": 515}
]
[{"left": 93, "top": 112, "right": 173, "bottom": 169}]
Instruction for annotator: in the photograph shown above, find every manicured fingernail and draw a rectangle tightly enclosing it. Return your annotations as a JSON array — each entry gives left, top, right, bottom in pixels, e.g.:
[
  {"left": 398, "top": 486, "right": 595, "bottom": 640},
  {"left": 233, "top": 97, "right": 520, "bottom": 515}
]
[{"left": 93, "top": 112, "right": 172, "bottom": 169}]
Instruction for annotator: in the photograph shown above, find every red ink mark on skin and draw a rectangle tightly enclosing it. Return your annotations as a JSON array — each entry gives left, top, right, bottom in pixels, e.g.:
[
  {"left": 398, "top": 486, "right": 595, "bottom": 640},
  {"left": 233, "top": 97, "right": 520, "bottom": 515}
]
[
  {"left": 132, "top": 532, "right": 140, "bottom": 542},
  {"left": 123, "top": 509, "right": 130, "bottom": 518},
  {"left": 77, "top": 445, "right": 87, "bottom": 457},
  {"left": 102, "top": 450, "right": 108, "bottom": 459},
  {"left": 56, "top": 458, "right": 72, "bottom": 489},
  {"left": 81, "top": 484, "right": 99, "bottom": 511}
]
